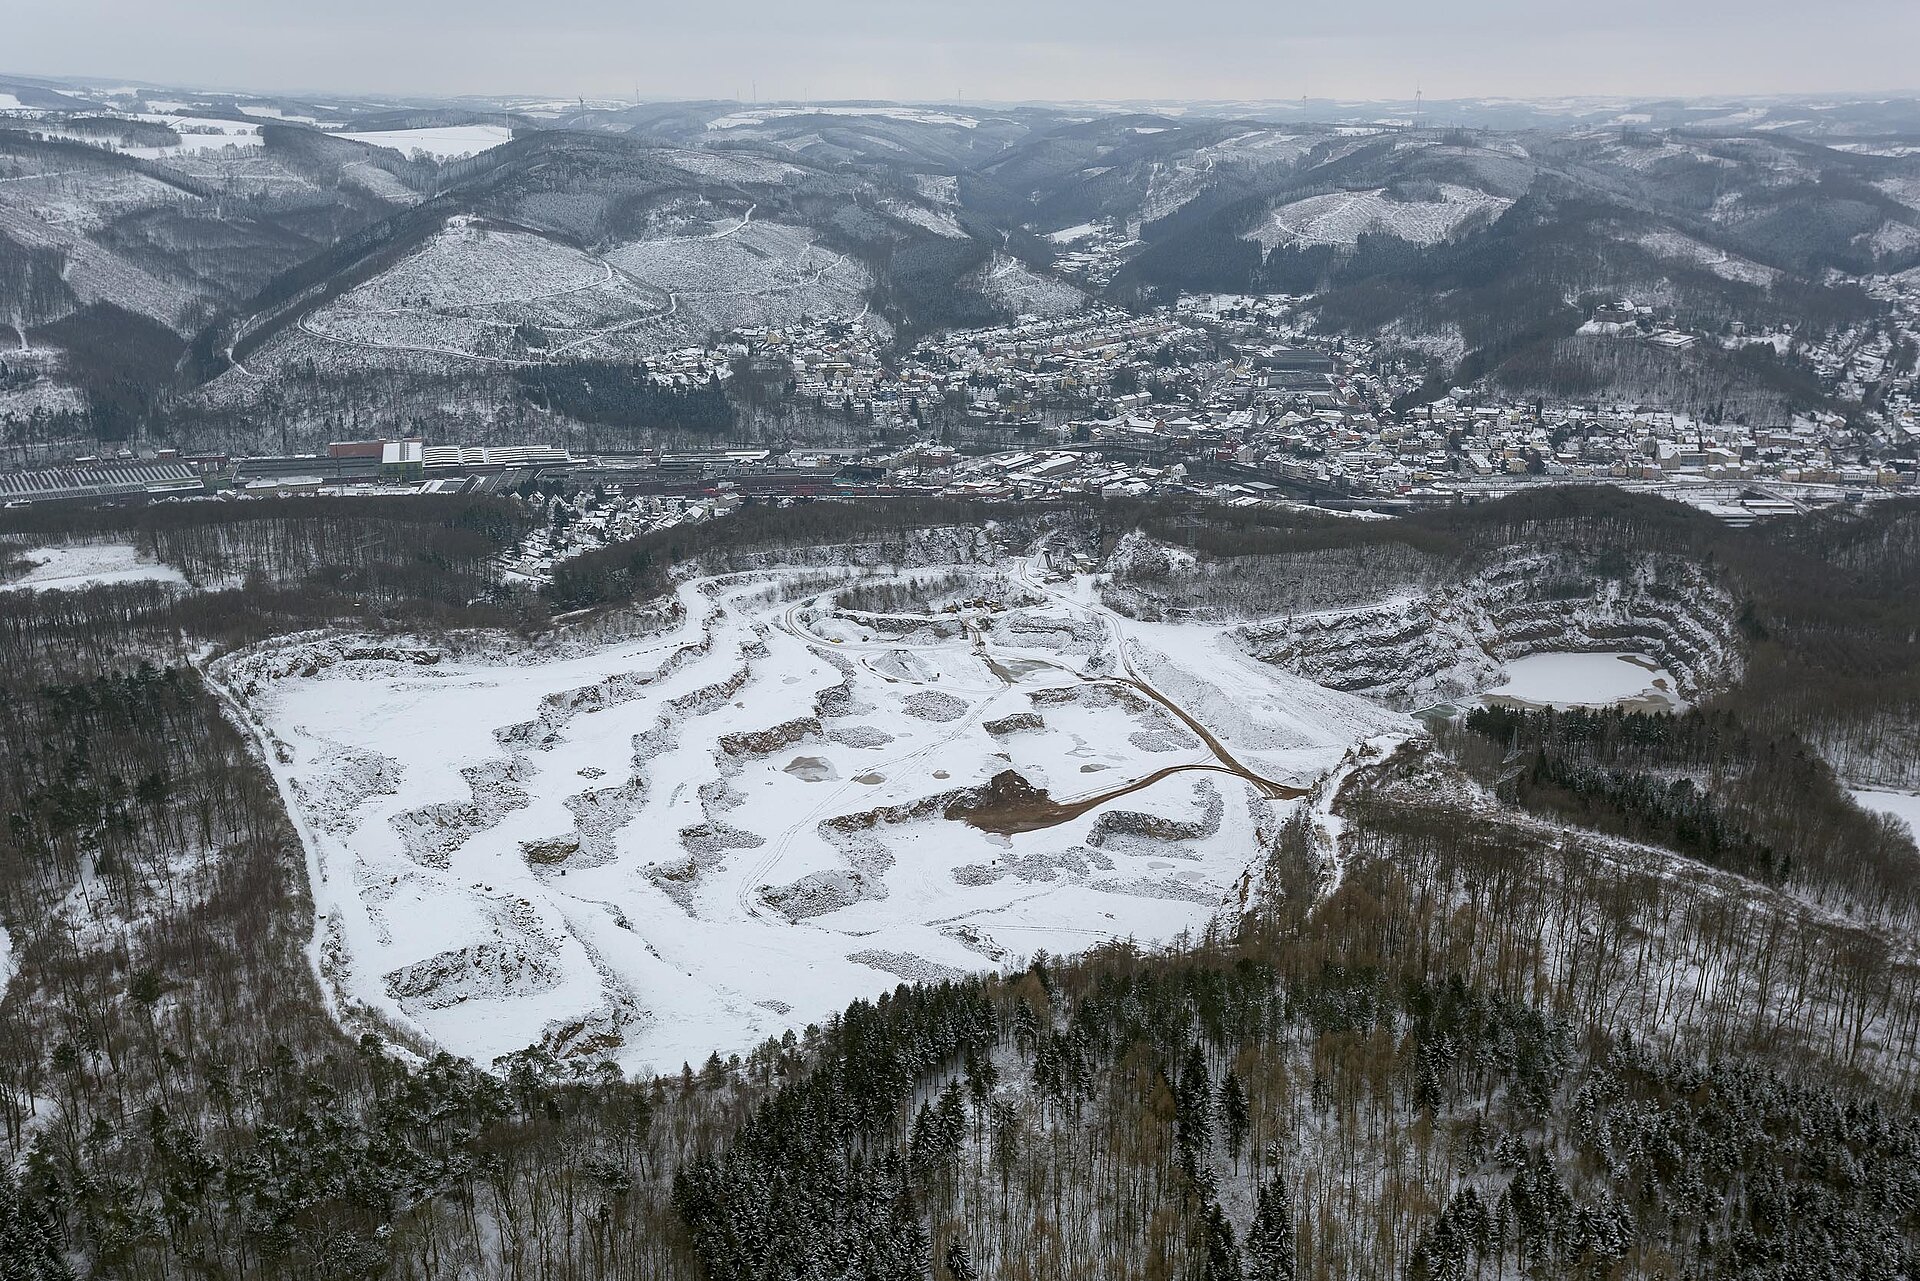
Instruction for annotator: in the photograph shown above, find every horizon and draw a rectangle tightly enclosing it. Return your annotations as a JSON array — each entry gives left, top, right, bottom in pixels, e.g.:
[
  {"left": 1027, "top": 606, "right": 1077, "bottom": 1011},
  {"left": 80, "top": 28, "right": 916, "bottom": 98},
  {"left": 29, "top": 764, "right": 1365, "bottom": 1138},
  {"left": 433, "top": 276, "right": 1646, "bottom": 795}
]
[
  {"left": 9, "top": 0, "right": 1920, "bottom": 107},
  {"left": 10, "top": 69, "right": 1920, "bottom": 115}
]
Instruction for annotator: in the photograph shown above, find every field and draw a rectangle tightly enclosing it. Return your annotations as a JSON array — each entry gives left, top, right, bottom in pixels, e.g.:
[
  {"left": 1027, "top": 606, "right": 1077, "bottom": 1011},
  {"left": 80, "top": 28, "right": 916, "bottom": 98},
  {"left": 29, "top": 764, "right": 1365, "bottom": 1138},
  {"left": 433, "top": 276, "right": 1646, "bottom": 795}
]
[
  {"left": 278, "top": 214, "right": 879, "bottom": 376},
  {"left": 335, "top": 125, "right": 512, "bottom": 159},
  {"left": 0, "top": 540, "right": 189, "bottom": 592},
  {"left": 604, "top": 216, "right": 879, "bottom": 338},
  {"left": 213, "top": 554, "right": 1401, "bottom": 1072},
  {"left": 298, "top": 217, "right": 675, "bottom": 365},
  {"left": 1247, "top": 184, "right": 1515, "bottom": 250}
]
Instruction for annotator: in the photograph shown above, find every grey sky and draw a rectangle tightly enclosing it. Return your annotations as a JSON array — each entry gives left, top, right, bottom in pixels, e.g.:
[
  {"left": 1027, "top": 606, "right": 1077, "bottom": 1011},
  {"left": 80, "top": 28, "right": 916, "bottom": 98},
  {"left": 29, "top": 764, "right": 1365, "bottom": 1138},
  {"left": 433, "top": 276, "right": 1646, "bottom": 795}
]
[{"left": 12, "top": 0, "right": 1920, "bottom": 103}]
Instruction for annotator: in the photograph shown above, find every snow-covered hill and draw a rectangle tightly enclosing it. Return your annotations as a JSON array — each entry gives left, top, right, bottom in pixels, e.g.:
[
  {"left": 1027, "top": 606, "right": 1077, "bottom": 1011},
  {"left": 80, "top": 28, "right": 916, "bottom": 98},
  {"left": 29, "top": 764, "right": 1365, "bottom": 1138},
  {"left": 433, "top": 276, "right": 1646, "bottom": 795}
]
[{"left": 1246, "top": 184, "right": 1514, "bottom": 251}]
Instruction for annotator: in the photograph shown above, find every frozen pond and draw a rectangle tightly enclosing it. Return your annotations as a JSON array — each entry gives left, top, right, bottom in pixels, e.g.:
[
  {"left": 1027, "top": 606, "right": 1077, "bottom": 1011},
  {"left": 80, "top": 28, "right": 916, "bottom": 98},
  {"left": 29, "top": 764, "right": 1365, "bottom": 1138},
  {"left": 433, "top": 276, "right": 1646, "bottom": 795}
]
[{"left": 1485, "top": 651, "right": 1682, "bottom": 712}]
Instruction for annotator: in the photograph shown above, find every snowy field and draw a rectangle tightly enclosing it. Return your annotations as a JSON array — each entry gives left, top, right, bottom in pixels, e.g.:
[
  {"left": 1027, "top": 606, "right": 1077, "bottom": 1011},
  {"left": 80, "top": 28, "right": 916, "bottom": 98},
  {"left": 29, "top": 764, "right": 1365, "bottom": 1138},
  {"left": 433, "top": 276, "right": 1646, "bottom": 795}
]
[
  {"left": 1, "top": 543, "right": 188, "bottom": 593},
  {"left": 1483, "top": 651, "right": 1683, "bottom": 711},
  {"left": 335, "top": 126, "right": 512, "bottom": 159},
  {"left": 291, "top": 213, "right": 878, "bottom": 369},
  {"left": 604, "top": 218, "right": 877, "bottom": 339},
  {"left": 1247, "top": 185, "right": 1513, "bottom": 250},
  {"left": 1632, "top": 230, "right": 1780, "bottom": 286},
  {"left": 299, "top": 218, "right": 675, "bottom": 364},
  {"left": 125, "top": 114, "right": 264, "bottom": 159},
  {"left": 1851, "top": 789, "right": 1920, "bottom": 838},
  {"left": 217, "top": 557, "right": 1399, "bottom": 1072},
  {"left": 968, "top": 252, "right": 1086, "bottom": 317},
  {"left": 708, "top": 106, "right": 979, "bottom": 130}
]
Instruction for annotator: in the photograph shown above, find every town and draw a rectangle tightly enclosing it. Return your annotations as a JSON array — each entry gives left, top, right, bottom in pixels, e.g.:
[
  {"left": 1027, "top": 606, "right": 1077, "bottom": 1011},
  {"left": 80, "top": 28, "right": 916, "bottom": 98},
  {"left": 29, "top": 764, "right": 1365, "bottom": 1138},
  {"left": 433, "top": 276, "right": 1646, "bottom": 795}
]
[{"left": 5, "top": 270, "right": 1917, "bottom": 572}]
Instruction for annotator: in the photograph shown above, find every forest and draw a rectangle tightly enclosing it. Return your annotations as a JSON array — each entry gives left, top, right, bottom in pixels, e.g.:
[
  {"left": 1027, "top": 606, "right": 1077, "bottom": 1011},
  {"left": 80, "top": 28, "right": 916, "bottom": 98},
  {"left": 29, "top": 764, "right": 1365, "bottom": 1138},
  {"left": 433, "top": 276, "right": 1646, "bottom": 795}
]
[
  {"left": 512, "top": 364, "right": 736, "bottom": 437},
  {"left": 0, "top": 486, "right": 1913, "bottom": 1278}
]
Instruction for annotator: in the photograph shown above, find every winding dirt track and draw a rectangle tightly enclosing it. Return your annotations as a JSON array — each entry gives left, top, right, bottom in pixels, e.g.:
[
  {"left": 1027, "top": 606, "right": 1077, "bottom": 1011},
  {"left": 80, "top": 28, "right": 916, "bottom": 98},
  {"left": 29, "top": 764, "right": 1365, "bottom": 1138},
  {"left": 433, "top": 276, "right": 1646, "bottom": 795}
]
[{"left": 771, "top": 554, "right": 1304, "bottom": 849}]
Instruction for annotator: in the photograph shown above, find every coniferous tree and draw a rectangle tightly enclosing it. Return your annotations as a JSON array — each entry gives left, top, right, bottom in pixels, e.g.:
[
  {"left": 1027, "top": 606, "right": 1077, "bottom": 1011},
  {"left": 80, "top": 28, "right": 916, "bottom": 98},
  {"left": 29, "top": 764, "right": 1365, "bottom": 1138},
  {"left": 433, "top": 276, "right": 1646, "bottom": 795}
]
[
  {"left": 1218, "top": 1070, "right": 1250, "bottom": 1167},
  {"left": 1198, "top": 1200, "right": 1240, "bottom": 1281},
  {"left": 942, "top": 1233, "right": 978, "bottom": 1281},
  {"left": 1245, "top": 1172, "right": 1296, "bottom": 1281}
]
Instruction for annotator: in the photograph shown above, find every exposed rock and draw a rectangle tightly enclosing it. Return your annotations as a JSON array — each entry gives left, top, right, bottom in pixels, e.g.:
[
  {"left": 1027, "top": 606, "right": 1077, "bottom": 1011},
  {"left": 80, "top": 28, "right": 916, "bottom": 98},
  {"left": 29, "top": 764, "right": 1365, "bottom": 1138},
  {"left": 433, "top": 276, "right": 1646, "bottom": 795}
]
[
  {"left": 983, "top": 711, "right": 1046, "bottom": 737},
  {"left": 902, "top": 690, "right": 968, "bottom": 722},
  {"left": 719, "top": 716, "right": 822, "bottom": 758},
  {"left": 848, "top": 949, "right": 973, "bottom": 983},
  {"left": 1236, "top": 547, "right": 1741, "bottom": 709}
]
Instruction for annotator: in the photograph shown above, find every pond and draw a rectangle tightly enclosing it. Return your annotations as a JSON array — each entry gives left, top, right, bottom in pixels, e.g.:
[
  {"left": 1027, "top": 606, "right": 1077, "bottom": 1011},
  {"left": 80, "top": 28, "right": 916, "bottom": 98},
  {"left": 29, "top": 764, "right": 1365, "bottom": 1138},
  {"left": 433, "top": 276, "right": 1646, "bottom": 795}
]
[{"left": 1483, "top": 651, "right": 1683, "bottom": 714}]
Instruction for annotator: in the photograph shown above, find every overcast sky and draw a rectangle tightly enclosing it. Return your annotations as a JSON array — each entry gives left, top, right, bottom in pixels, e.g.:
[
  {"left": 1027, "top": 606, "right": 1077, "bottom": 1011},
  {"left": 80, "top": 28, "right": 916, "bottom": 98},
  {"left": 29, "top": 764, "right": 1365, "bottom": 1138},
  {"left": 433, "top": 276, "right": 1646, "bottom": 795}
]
[{"left": 12, "top": 0, "right": 1920, "bottom": 104}]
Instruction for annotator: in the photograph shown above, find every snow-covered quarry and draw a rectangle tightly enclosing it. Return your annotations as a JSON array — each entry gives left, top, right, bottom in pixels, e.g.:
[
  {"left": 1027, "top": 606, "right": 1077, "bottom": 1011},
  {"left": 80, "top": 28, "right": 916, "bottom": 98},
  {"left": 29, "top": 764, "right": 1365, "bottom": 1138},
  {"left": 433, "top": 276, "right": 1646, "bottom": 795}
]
[
  {"left": 213, "top": 555, "right": 1400, "bottom": 1072},
  {"left": 1236, "top": 548, "right": 1739, "bottom": 710}
]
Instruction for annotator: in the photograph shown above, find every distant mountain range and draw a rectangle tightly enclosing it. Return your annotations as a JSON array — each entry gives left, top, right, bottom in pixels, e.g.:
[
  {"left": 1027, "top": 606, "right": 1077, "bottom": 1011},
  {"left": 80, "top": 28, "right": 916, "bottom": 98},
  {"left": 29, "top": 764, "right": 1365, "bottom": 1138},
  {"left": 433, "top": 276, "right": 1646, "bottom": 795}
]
[{"left": 2, "top": 74, "right": 1917, "bottom": 452}]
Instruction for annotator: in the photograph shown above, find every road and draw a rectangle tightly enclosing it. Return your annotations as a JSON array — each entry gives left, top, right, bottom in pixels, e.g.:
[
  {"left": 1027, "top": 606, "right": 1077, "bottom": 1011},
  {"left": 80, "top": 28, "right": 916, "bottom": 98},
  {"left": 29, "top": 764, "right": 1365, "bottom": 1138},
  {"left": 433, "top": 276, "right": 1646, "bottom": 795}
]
[{"left": 1012, "top": 541, "right": 1302, "bottom": 798}]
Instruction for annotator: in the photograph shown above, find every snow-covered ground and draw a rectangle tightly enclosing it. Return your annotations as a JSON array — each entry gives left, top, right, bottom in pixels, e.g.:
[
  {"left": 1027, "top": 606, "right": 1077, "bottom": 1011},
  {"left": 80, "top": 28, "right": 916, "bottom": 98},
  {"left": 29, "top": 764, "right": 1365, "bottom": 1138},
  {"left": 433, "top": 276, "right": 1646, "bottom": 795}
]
[
  {"left": 1247, "top": 184, "right": 1513, "bottom": 251},
  {"left": 216, "top": 558, "right": 1397, "bottom": 1073},
  {"left": 1046, "top": 223, "right": 1104, "bottom": 245},
  {"left": 1851, "top": 788, "right": 1920, "bottom": 838},
  {"left": 0, "top": 543, "right": 188, "bottom": 593},
  {"left": 1632, "top": 230, "right": 1780, "bottom": 287},
  {"left": 707, "top": 106, "right": 979, "bottom": 130},
  {"left": 335, "top": 125, "right": 512, "bottom": 159},
  {"left": 298, "top": 217, "right": 674, "bottom": 365},
  {"left": 1483, "top": 651, "right": 1683, "bottom": 711},
  {"left": 967, "top": 252, "right": 1086, "bottom": 317},
  {"left": 125, "top": 113, "right": 264, "bottom": 159}
]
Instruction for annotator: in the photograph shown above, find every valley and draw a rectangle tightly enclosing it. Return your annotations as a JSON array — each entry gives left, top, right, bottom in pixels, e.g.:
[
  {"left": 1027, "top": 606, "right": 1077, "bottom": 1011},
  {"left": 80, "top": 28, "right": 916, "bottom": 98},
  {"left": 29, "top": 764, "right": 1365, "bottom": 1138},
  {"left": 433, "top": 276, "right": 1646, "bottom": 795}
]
[{"left": 0, "top": 44, "right": 1918, "bottom": 1279}]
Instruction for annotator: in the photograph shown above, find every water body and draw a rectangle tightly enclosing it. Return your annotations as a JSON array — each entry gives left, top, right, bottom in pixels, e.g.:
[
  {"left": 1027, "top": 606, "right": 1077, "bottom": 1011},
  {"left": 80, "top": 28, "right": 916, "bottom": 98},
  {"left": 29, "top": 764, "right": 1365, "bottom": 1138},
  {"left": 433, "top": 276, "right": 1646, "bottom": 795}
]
[{"left": 1484, "top": 651, "right": 1682, "bottom": 714}]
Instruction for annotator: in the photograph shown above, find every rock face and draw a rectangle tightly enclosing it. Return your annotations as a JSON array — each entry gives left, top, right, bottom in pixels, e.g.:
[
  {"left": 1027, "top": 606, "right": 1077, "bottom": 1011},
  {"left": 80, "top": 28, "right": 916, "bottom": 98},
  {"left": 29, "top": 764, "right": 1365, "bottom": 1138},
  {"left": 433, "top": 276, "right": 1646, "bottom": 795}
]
[
  {"left": 982, "top": 711, "right": 1045, "bottom": 737},
  {"left": 718, "top": 716, "right": 822, "bottom": 758},
  {"left": 944, "top": 769, "right": 1053, "bottom": 822},
  {"left": 1234, "top": 548, "right": 1742, "bottom": 709}
]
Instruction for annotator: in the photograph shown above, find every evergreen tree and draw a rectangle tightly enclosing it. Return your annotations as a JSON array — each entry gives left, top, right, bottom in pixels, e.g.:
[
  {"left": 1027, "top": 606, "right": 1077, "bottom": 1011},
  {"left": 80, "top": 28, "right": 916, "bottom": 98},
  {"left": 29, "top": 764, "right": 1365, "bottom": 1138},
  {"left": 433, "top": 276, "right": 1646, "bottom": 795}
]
[
  {"left": 0, "top": 1164, "right": 70, "bottom": 1281},
  {"left": 1199, "top": 1199, "right": 1240, "bottom": 1281},
  {"left": 1218, "top": 1069, "right": 1250, "bottom": 1167},
  {"left": 1245, "top": 1172, "right": 1296, "bottom": 1281},
  {"left": 942, "top": 1233, "right": 978, "bottom": 1281}
]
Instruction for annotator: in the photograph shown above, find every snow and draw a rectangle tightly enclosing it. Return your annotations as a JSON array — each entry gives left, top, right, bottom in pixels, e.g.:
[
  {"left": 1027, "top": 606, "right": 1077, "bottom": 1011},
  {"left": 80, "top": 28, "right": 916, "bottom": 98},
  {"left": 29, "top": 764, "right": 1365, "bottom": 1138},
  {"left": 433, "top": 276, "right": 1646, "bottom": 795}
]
[
  {"left": 0, "top": 95, "right": 24, "bottom": 111},
  {"left": 89, "top": 113, "right": 269, "bottom": 158},
  {"left": 1046, "top": 223, "right": 1104, "bottom": 245},
  {"left": 299, "top": 218, "right": 674, "bottom": 365},
  {"left": 656, "top": 150, "right": 805, "bottom": 184},
  {"left": 1484, "top": 651, "right": 1683, "bottom": 710},
  {"left": 707, "top": 106, "right": 979, "bottom": 130},
  {"left": 605, "top": 218, "right": 877, "bottom": 339},
  {"left": 1633, "top": 230, "right": 1780, "bottom": 286},
  {"left": 1247, "top": 184, "right": 1513, "bottom": 251},
  {"left": 879, "top": 197, "right": 969, "bottom": 239},
  {"left": 911, "top": 173, "right": 959, "bottom": 205},
  {"left": 968, "top": 252, "right": 1087, "bottom": 318},
  {"left": 1, "top": 543, "right": 188, "bottom": 593},
  {"left": 0, "top": 924, "right": 12, "bottom": 997},
  {"left": 218, "top": 556, "right": 1395, "bottom": 1072},
  {"left": 336, "top": 125, "right": 512, "bottom": 159},
  {"left": 1850, "top": 788, "right": 1920, "bottom": 838},
  {"left": 238, "top": 104, "right": 320, "bottom": 124}
]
